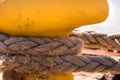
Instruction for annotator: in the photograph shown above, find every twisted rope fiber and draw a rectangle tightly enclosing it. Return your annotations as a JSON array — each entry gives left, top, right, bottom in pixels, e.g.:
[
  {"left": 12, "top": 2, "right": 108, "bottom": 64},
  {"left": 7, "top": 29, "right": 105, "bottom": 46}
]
[
  {"left": 70, "top": 30, "right": 120, "bottom": 50},
  {"left": 0, "top": 33, "right": 83, "bottom": 56},
  {"left": 0, "top": 31, "right": 120, "bottom": 74},
  {"left": 0, "top": 54, "right": 120, "bottom": 74}
]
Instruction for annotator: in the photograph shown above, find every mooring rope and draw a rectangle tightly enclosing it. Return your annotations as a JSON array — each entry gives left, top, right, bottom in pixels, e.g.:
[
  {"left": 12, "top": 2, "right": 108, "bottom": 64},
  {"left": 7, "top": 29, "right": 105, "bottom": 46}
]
[
  {"left": 0, "top": 31, "right": 120, "bottom": 74},
  {"left": 70, "top": 30, "right": 120, "bottom": 51},
  {"left": 0, "top": 34, "right": 83, "bottom": 56},
  {"left": 0, "top": 54, "right": 120, "bottom": 74}
]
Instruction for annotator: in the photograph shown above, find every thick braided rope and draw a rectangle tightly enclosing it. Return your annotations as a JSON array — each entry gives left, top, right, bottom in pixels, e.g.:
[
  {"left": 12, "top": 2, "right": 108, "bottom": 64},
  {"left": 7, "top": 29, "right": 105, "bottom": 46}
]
[
  {"left": 70, "top": 30, "right": 120, "bottom": 50},
  {"left": 0, "top": 32, "right": 120, "bottom": 74},
  {"left": 0, "top": 54, "right": 120, "bottom": 74},
  {"left": 0, "top": 33, "right": 83, "bottom": 56}
]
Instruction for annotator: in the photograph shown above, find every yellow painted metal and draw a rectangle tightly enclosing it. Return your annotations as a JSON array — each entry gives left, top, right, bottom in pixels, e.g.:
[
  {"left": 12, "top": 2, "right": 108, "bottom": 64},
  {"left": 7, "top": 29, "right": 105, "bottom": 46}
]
[
  {"left": 25, "top": 73, "right": 74, "bottom": 80},
  {"left": 0, "top": 0, "right": 109, "bottom": 37}
]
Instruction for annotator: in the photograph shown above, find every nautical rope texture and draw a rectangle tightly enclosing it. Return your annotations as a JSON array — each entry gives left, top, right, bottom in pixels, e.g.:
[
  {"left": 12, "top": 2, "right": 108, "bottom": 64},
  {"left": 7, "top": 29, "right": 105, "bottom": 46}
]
[
  {"left": 0, "top": 54, "right": 120, "bottom": 74},
  {"left": 0, "top": 30, "right": 120, "bottom": 74},
  {"left": 70, "top": 30, "right": 120, "bottom": 50},
  {"left": 0, "top": 34, "right": 83, "bottom": 56}
]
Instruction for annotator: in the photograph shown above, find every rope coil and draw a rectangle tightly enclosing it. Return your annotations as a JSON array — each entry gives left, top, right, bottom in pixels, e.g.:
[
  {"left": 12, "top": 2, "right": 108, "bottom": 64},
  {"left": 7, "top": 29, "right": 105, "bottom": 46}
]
[{"left": 0, "top": 30, "right": 120, "bottom": 74}]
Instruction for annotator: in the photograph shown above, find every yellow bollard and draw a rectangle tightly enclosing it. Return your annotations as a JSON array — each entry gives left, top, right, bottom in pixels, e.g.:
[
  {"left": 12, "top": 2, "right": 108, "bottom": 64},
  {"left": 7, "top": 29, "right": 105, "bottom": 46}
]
[
  {"left": 1, "top": 0, "right": 109, "bottom": 80},
  {"left": 25, "top": 73, "right": 74, "bottom": 80},
  {"left": 3, "top": 71, "right": 74, "bottom": 80},
  {"left": 0, "top": 0, "right": 109, "bottom": 37}
]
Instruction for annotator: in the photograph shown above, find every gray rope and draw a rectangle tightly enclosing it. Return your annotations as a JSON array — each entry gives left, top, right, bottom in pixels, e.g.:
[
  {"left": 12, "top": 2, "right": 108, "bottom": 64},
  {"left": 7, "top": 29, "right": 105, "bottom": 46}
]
[
  {"left": 0, "top": 54, "right": 120, "bottom": 74},
  {"left": 70, "top": 30, "right": 120, "bottom": 51},
  {"left": 0, "top": 31, "right": 120, "bottom": 74},
  {"left": 0, "top": 33, "right": 83, "bottom": 56}
]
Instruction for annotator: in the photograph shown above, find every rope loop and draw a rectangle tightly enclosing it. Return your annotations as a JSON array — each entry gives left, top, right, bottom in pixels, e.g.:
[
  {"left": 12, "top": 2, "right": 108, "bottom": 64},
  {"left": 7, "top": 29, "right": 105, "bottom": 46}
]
[{"left": 0, "top": 30, "right": 120, "bottom": 74}]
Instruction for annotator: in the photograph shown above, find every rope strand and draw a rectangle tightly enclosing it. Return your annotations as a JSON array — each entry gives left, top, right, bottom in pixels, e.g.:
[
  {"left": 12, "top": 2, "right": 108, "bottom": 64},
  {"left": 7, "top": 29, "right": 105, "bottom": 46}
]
[
  {"left": 0, "top": 30, "right": 120, "bottom": 74},
  {"left": 0, "top": 54, "right": 120, "bottom": 74},
  {"left": 70, "top": 30, "right": 120, "bottom": 50}
]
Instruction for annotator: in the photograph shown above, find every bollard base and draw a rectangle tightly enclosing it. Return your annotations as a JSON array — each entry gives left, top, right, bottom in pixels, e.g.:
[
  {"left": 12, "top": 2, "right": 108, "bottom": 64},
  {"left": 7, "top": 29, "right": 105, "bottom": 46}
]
[{"left": 2, "top": 71, "right": 74, "bottom": 80}]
